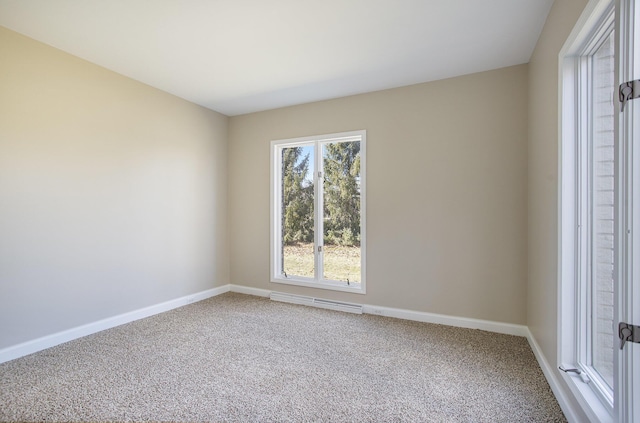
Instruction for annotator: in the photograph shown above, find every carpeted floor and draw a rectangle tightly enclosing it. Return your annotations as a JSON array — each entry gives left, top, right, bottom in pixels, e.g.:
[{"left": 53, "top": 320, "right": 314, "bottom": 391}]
[{"left": 0, "top": 292, "right": 566, "bottom": 422}]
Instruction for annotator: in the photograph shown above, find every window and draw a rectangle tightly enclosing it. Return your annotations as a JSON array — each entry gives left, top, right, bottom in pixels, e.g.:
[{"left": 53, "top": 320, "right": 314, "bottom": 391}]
[
  {"left": 586, "top": 24, "right": 615, "bottom": 393},
  {"left": 270, "top": 131, "right": 366, "bottom": 293},
  {"left": 559, "top": 0, "right": 615, "bottom": 420}
]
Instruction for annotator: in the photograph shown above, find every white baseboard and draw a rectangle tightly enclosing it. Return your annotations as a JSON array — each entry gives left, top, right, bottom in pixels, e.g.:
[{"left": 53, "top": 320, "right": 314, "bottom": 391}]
[
  {"left": 227, "top": 286, "right": 527, "bottom": 336},
  {"left": 361, "top": 303, "right": 528, "bottom": 336},
  {"left": 230, "top": 284, "right": 271, "bottom": 297},
  {"left": 0, "top": 285, "right": 230, "bottom": 364},
  {"left": 525, "top": 328, "right": 581, "bottom": 423},
  {"left": 0, "top": 283, "right": 531, "bottom": 362}
]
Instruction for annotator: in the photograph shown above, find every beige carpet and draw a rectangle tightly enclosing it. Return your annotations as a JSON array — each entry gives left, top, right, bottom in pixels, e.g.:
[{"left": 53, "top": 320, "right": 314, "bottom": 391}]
[{"left": 0, "top": 292, "right": 566, "bottom": 422}]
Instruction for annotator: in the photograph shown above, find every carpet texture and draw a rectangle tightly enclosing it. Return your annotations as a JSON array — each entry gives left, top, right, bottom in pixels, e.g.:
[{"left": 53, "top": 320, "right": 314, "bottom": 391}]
[{"left": 0, "top": 293, "right": 566, "bottom": 422}]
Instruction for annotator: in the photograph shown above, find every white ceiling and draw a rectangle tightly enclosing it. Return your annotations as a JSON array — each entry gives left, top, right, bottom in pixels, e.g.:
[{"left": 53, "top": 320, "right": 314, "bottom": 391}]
[{"left": 0, "top": 0, "right": 554, "bottom": 116}]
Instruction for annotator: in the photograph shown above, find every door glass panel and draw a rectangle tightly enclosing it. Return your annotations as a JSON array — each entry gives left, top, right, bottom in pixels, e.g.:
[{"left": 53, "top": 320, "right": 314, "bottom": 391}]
[
  {"left": 591, "top": 29, "right": 615, "bottom": 390},
  {"left": 322, "top": 141, "right": 361, "bottom": 284},
  {"left": 281, "top": 145, "right": 315, "bottom": 278}
]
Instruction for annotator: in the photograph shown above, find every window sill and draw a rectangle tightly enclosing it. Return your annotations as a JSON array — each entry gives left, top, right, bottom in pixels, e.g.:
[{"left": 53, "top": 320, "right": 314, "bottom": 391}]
[
  {"left": 560, "top": 370, "right": 612, "bottom": 423},
  {"left": 271, "top": 276, "right": 365, "bottom": 294}
]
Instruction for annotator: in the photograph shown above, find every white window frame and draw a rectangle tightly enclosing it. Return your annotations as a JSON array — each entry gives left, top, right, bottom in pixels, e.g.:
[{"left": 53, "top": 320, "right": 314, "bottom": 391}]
[
  {"left": 615, "top": 1, "right": 640, "bottom": 421},
  {"left": 558, "top": 0, "right": 615, "bottom": 421},
  {"left": 270, "top": 130, "right": 366, "bottom": 294}
]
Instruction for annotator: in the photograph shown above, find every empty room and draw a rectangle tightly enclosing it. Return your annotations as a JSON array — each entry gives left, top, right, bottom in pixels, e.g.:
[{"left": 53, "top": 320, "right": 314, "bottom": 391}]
[{"left": 1, "top": 0, "right": 638, "bottom": 422}]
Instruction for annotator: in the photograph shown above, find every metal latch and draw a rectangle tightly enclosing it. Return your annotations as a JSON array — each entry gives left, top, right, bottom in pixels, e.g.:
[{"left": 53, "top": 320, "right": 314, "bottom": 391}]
[
  {"left": 619, "top": 322, "right": 640, "bottom": 350},
  {"left": 559, "top": 366, "right": 591, "bottom": 383},
  {"left": 619, "top": 79, "right": 640, "bottom": 112}
]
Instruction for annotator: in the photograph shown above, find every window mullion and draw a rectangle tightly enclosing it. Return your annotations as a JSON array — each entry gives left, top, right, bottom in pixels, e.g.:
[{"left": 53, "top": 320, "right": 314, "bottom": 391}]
[{"left": 315, "top": 141, "right": 323, "bottom": 282}]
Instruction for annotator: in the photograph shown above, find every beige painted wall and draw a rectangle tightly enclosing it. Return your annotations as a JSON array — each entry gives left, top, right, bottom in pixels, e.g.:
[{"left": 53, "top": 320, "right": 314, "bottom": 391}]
[
  {"left": 229, "top": 65, "right": 529, "bottom": 324},
  {"left": 0, "top": 27, "right": 229, "bottom": 349},
  {"left": 527, "top": 0, "right": 589, "bottom": 420}
]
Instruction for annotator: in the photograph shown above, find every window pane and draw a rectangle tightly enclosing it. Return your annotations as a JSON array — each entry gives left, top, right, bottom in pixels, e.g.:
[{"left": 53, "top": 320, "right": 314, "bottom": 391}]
[
  {"left": 590, "top": 29, "right": 615, "bottom": 390},
  {"left": 281, "top": 145, "right": 315, "bottom": 278},
  {"left": 322, "top": 141, "right": 361, "bottom": 284}
]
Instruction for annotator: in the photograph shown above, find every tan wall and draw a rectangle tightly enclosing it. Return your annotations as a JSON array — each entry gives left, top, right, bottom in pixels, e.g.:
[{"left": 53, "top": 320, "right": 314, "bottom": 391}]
[
  {"left": 0, "top": 27, "right": 229, "bottom": 349},
  {"left": 229, "top": 65, "right": 529, "bottom": 324},
  {"left": 527, "top": 0, "right": 589, "bottom": 420}
]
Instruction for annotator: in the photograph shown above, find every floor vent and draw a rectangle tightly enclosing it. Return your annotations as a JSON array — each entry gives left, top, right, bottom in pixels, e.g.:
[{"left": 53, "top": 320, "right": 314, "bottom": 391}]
[{"left": 270, "top": 292, "right": 363, "bottom": 314}]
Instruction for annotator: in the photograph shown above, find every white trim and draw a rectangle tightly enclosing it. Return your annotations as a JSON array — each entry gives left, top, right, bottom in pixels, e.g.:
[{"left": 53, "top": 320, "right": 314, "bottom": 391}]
[
  {"left": 615, "top": 2, "right": 640, "bottom": 422},
  {"left": 559, "top": 0, "right": 613, "bottom": 59},
  {"left": 229, "top": 284, "right": 271, "bottom": 297},
  {"left": 361, "top": 303, "right": 527, "bottom": 337},
  {"left": 0, "top": 285, "right": 229, "bottom": 364},
  {"left": 266, "top": 289, "right": 528, "bottom": 335},
  {"left": 234, "top": 287, "right": 527, "bottom": 337},
  {"left": 561, "top": 366, "right": 614, "bottom": 423},
  {"left": 1, "top": 284, "right": 530, "bottom": 365},
  {"left": 231, "top": 287, "right": 528, "bottom": 336},
  {"left": 271, "top": 277, "right": 365, "bottom": 294}
]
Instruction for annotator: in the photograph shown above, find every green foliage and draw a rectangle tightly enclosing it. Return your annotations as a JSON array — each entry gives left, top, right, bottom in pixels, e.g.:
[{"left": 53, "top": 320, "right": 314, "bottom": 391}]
[
  {"left": 282, "top": 147, "right": 314, "bottom": 245},
  {"left": 281, "top": 141, "right": 361, "bottom": 248},
  {"left": 323, "top": 141, "right": 361, "bottom": 246}
]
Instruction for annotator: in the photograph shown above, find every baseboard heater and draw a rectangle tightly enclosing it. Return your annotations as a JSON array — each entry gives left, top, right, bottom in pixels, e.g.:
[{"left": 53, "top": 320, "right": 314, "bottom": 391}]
[{"left": 270, "top": 292, "right": 363, "bottom": 314}]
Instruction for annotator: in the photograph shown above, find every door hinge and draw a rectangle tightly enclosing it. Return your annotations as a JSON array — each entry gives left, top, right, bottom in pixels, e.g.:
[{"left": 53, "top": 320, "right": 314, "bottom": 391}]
[
  {"left": 619, "top": 322, "right": 640, "bottom": 350},
  {"left": 619, "top": 79, "right": 640, "bottom": 112}
]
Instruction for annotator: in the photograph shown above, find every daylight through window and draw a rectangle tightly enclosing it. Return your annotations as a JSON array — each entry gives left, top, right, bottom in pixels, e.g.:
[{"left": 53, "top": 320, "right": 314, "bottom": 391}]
[{"left": 270, "top": 131, "right": 366, "bottom": 293}]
